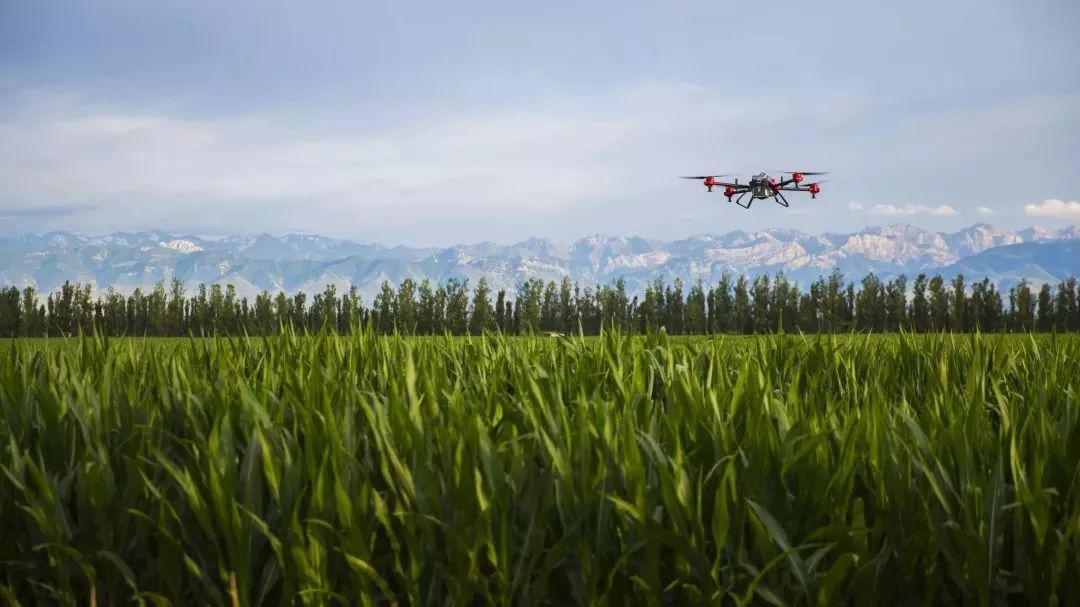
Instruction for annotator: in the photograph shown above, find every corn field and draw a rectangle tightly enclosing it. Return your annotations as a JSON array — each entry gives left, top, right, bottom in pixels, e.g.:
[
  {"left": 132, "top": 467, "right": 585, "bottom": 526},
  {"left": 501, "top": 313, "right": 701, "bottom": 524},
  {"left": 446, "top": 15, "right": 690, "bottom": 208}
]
[{"left": 1, "top": 330, "right": 1078, "bottom": 605}]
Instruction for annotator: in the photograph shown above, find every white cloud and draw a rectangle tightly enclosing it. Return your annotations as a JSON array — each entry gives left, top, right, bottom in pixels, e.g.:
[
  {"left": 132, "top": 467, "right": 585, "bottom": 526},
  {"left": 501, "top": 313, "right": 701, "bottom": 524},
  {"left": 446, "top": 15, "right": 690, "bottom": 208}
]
[
  {"left": 975, "top": 206, "right": 996, "bottom": 216},
  {"left": 868, "top": 204, "right": 958, "bottom": 217},
  {"left": 1024, "top": 199, "right": 1080, "bottom": 217},
  {"left": 0, "top": 105, "right": 626, "bottom": 209},
  {"left": 847, "top": 201, "right": 958, "bottom": 216}
]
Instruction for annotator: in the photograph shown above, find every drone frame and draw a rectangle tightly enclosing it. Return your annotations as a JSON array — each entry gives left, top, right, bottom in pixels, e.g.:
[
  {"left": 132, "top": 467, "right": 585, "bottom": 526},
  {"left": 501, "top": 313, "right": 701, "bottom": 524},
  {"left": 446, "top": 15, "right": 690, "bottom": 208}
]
[{"left": 688, "top": 172, "right": 827, "bottom": 210}]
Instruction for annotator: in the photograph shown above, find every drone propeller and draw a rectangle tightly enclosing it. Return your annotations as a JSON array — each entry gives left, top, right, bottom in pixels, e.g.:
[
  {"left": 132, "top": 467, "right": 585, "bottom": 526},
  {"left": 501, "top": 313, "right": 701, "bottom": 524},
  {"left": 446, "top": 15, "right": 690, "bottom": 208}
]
[
  {"left": 679, "top": 174, "right": 730, "bottom": 179},
  {"left": 770, "top": 170, "right": 829, "bottom": 176}
]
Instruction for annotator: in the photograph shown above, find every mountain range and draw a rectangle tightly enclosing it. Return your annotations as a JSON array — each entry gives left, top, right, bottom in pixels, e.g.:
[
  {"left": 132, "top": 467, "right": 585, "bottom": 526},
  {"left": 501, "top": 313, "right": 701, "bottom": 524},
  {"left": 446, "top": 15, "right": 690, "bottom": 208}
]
[{"left": 1, "top": 224, "right": 1078, "bottom": 299}]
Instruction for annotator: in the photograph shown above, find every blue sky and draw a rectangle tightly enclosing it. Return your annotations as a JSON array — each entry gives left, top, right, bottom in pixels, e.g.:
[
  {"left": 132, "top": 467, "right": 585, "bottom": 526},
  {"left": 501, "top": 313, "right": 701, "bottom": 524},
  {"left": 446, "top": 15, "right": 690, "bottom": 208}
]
[{"left": 2, "top": 0, "right": 1079, "bottom": 246}]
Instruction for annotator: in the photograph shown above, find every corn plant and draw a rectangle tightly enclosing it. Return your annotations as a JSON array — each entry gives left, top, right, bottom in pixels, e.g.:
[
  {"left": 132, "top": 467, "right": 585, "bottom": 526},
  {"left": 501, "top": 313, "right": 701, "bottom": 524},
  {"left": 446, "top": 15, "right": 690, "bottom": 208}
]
[{"left": 0, "top": 329, "right": 1078, "bottom": 605}]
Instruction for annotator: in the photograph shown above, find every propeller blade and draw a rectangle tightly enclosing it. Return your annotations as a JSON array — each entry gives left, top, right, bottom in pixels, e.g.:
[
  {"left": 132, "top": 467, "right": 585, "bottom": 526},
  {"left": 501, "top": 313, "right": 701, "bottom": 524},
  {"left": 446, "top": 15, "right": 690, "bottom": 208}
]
[
  {"left": 678, "top": 174, "right": 731, "bottom": 179},
  {"left": 770, "top": 170, "right": 829, "bottom": 176}
]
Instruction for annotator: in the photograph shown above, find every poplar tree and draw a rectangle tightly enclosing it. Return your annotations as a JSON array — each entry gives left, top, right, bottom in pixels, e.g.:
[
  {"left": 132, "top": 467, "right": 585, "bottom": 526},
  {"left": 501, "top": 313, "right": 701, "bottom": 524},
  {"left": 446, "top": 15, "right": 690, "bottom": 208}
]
[
  {"left": 685, "top": 280, "right": 707, "bottom": 334},
  {"left": 733, "top": 275, "right": 752, "bottom": 334},
  {"left": 911, "top": 274, "right": 930, "bottom": 331},
  {"left": 470, "top": 277, "right": 493, "bottom": 334},
  {"left": 929, "top": 276, "right": 950, "bottom": 331},
  {"left": 711, "top": 273, "right": 734, "bottom": 333}
]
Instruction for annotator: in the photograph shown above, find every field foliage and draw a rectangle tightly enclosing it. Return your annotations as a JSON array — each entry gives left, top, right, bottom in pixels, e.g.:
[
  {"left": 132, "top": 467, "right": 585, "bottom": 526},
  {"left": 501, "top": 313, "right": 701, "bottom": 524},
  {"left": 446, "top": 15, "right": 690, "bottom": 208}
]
[{"left": 1, "top": 330, "right": 1079, "bottom": 605}]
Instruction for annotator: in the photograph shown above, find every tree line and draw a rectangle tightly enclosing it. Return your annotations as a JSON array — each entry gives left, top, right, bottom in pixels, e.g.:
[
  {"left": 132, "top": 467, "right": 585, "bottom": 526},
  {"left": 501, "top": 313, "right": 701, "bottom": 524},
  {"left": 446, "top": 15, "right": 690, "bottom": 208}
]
[{"left": 1, "top": 271, "right": 1079, "bottom": 338}]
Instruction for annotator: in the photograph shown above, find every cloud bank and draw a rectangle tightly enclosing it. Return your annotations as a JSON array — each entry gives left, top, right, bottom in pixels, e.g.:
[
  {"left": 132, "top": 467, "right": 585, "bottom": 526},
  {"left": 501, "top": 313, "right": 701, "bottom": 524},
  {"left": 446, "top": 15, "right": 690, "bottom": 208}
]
[
  {"left": 0, "top": 85, "right": 873, "bottom": 242},
  {"left": 2, "top": 84, "right": 1076, "bottom": 243},
  {"left": 1025, "top": 199, "right": 1080, "bottom": 217},
  {"left": 848, "top": 202, "right": 958, "bottom": 217}
]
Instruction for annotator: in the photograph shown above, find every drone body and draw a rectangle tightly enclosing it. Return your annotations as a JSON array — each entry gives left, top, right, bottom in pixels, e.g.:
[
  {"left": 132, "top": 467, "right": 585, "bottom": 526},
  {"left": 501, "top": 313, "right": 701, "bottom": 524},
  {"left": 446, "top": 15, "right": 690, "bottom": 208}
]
[{"left": 680, "top": 171, "right": 828, "bottom": 209}]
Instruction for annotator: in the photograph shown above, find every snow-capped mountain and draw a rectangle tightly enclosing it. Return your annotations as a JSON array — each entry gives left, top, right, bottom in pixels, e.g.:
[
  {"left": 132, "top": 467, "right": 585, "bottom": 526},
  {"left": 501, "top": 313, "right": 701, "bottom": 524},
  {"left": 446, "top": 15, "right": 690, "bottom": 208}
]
[{"left": 1, "top": 223, "right": 1077, "bottom": 299}]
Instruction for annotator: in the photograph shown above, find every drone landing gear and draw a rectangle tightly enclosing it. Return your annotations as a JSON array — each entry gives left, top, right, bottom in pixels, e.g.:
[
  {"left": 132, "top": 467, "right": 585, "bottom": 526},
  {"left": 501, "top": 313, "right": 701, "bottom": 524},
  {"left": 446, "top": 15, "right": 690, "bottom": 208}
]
[
  {"left": 734, "top": 191, "right": 752, "bottom": 209},
  {"left": 773, "top": 191, "right": 789, "bottom": 207}
]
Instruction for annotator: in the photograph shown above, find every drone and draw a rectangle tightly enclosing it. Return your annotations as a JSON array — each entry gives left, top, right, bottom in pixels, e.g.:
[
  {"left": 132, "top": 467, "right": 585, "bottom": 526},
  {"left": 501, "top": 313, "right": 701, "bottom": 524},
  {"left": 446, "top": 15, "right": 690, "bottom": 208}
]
[{"left": 679, "top": 171, "right": 828, "bottom": 209}]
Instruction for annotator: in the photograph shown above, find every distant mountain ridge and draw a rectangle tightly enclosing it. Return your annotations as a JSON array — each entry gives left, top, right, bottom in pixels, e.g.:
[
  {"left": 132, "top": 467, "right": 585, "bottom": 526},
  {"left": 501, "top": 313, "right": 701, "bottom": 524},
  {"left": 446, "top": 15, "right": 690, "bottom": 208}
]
[{"left": 1, "top": 223, "right": 1077, "bottom": 299}]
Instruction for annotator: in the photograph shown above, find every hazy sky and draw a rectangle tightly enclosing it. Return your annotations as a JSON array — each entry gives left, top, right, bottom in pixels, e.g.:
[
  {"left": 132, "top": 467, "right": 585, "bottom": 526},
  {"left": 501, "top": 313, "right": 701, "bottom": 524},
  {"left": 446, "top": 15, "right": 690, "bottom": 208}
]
[{"left": 2, "top": 0, "right": 1079, "bottom": 245}]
